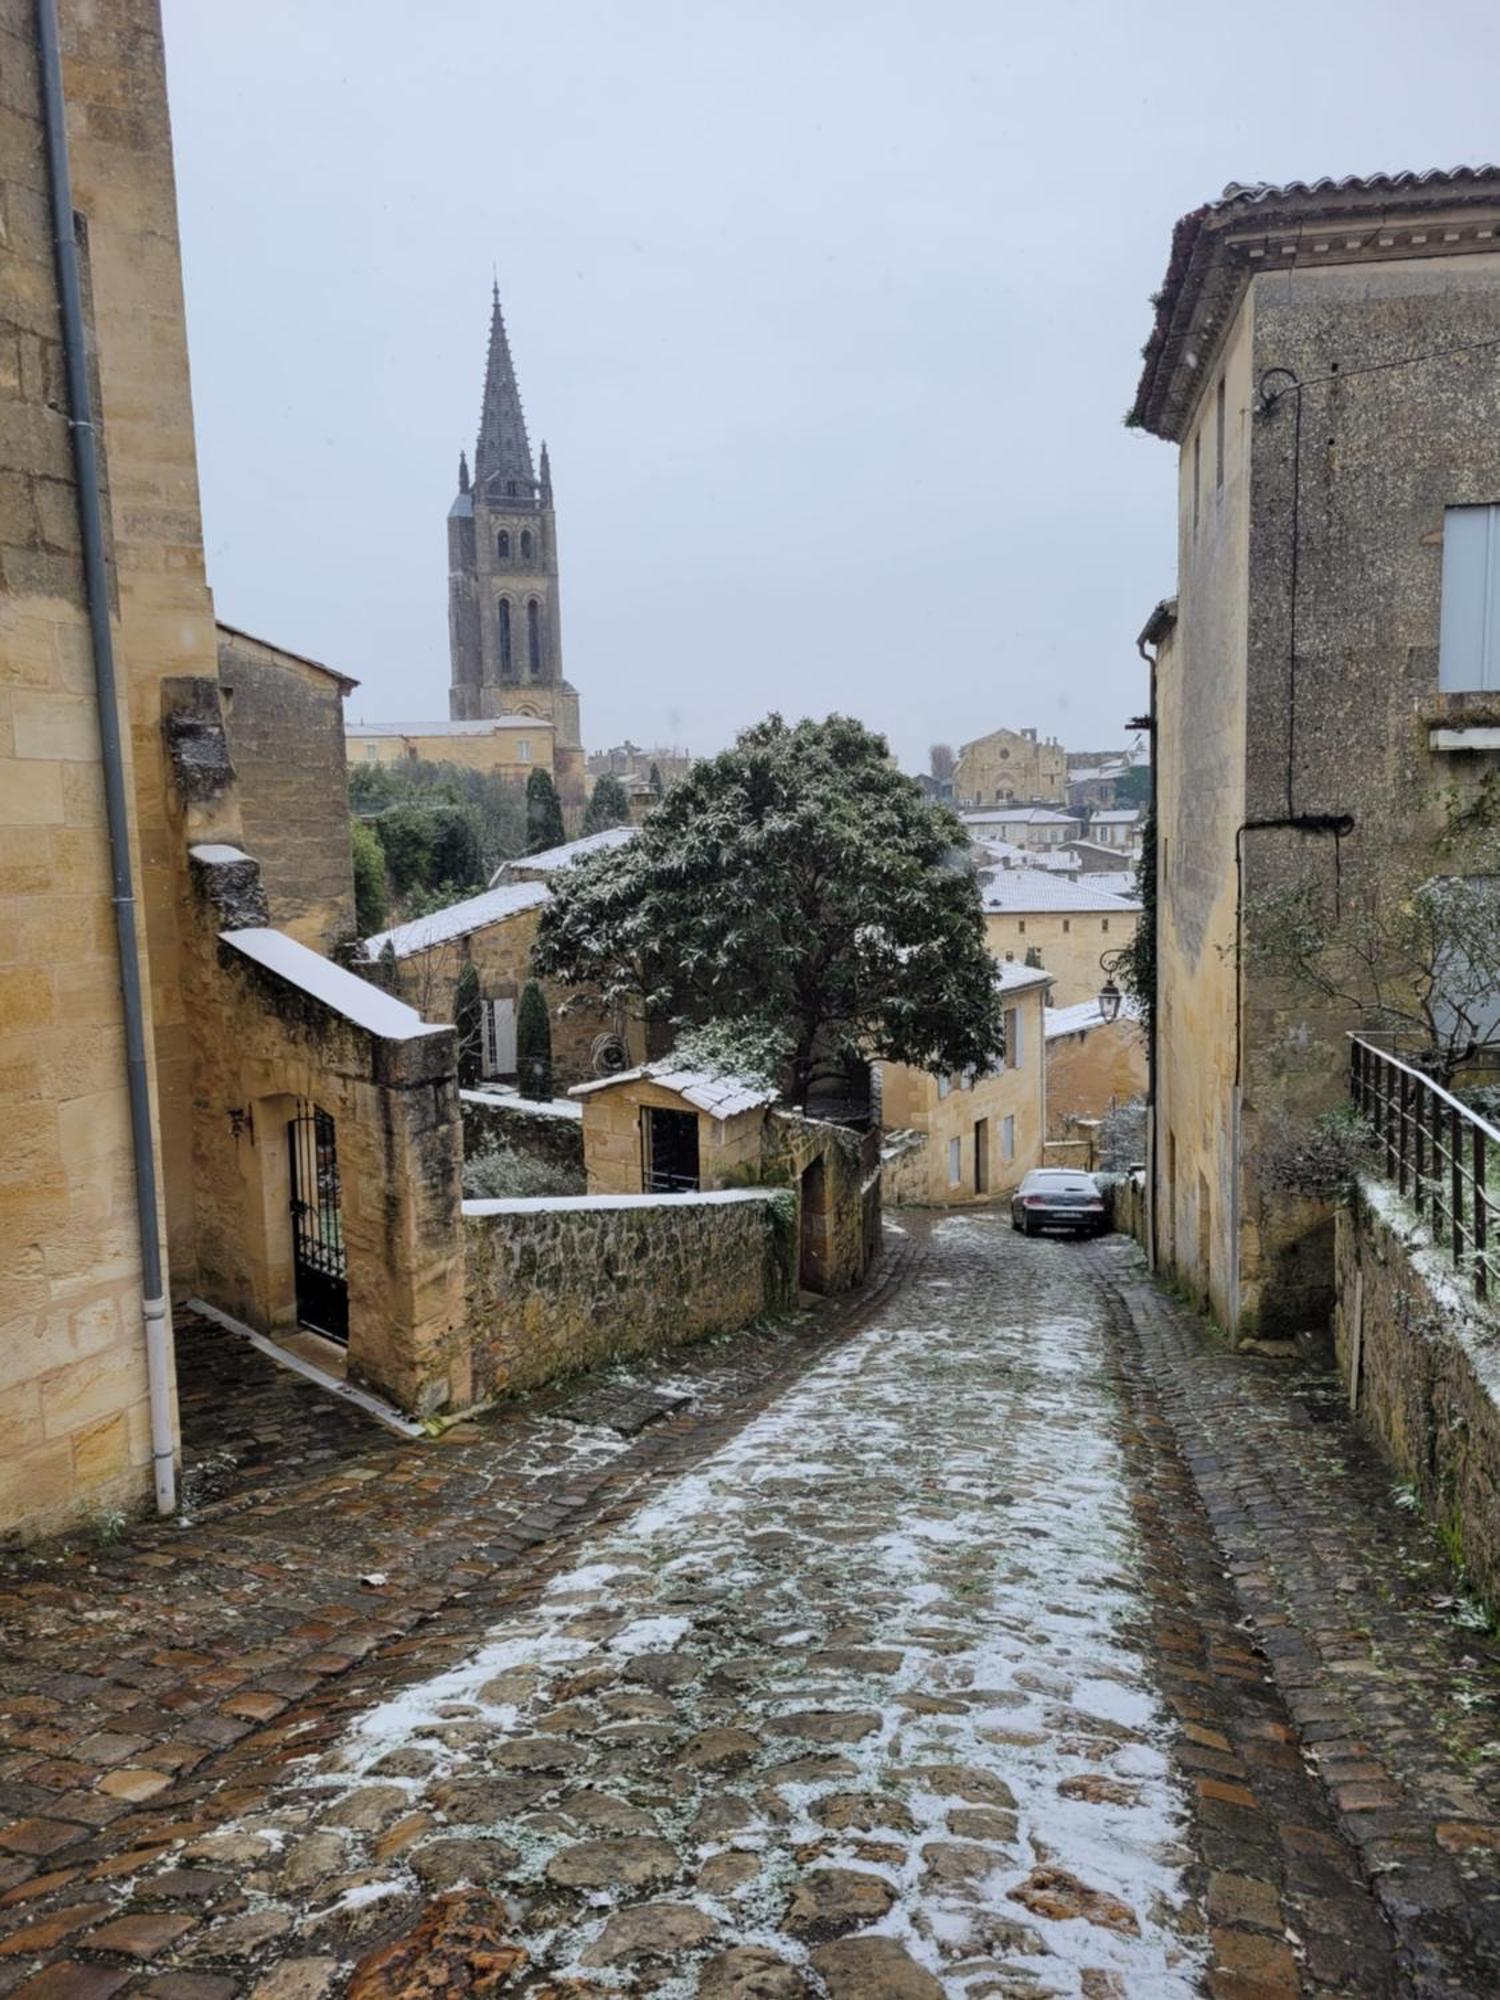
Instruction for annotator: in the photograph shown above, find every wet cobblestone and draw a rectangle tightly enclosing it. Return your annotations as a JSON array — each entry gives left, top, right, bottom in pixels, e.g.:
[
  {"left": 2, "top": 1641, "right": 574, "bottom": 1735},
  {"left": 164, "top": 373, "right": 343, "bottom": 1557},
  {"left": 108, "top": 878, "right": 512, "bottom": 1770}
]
[{"left": 2, "top": 1220, "right": 1498, "bottom": 1992}]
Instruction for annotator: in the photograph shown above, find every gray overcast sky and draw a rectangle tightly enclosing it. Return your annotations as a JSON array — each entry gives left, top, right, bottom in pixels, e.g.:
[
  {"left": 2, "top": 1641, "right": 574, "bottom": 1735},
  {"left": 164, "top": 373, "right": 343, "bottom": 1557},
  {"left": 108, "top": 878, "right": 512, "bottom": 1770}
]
[{"left": 161, "top": 0, "right": 1500, "bottom": 772}]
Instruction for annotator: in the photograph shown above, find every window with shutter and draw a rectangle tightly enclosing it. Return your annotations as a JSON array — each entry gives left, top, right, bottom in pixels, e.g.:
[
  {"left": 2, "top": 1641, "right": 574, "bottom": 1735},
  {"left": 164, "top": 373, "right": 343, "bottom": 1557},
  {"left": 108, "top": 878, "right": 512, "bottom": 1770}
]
[{"left": 1440, "top": 505, "right": 1500, "bottom": 691}]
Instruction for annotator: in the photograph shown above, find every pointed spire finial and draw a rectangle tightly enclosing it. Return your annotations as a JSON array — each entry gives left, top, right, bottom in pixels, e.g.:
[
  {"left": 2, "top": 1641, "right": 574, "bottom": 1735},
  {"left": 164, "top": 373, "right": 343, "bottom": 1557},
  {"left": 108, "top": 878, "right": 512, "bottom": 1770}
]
[
  {"left": 473, "top": 280, "right": 535, "bottom": 492},
  {"left": 458, "top": 449, "right": 470, "bottom": 494}
]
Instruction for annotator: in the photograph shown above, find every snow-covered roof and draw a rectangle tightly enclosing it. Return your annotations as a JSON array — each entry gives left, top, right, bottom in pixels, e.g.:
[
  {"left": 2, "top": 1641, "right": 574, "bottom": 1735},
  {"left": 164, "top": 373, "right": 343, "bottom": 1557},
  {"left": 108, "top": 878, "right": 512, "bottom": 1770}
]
[
  {"left": 222, "top": 928, "right": 446, "bottom": 1042},
  {"left": 961, "top": 807, "right": 1077, "bottom": 827},
  {"left": 346, "top": 717, "right": 554, "bottom": 739},
  {"left": 980, "top": 872, "right": 1141, "bottom": 914},
  {"left": 995, "top": 962, "right": 1054, "bottom": 995},
  {"left": 1027, "top": 849, "right": 1082, "bottom": 872},
  {"left": 971, "top": 837, "right": 1027, "bottom": 865},
  {"left": 1046, "top": 996, "right": 1143, "bottom": 1040},
  {"left": 569, "top": 1061, "right": 778, "bottom": 1119},
  {"left": 362, "top": 880, "right": 548, "bottom": 960},
  {"left": 1080, "top": 871, "right": 1138, "bottom": 899},
  {"left": 495, "top": 825, "right": 636, "bottom": 881},
  {"left": 1090, "top": 809, "right": 1142, "bottom": 825}
]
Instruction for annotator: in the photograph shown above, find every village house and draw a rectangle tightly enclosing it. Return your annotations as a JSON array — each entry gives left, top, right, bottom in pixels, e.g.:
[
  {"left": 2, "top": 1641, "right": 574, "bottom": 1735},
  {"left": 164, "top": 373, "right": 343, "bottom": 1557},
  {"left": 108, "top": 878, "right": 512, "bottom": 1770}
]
[
  {"left": 954, "top": 726, "right": 1067, "bottom": 808},
  {"left": 1131, "top": 165, "right": 1500, "bottom": 1337},
  {"left": 1080, "top": 808, "right": 1143, "bottom": 854},
  {"left": 879, "top": 964, "right": 1051, "bottom": 1205},
  {"left": 961, "top": 805, "right": 1079, "bottom": 851},
  {"left": 345, "top": 715, "right": 556, "bottom": 789},
  {"left": 979, "top": 871, "right": 1140, "bottom": 1008},
  {"left": 1044, "top": 997, "right": 1148, "bottom": 1164},
  {"left": 362, "top": 849, "right": 643, "bottom": 1090},
  {"left": 1066, "top": 750, "right": 1147, "bottom": 812}
]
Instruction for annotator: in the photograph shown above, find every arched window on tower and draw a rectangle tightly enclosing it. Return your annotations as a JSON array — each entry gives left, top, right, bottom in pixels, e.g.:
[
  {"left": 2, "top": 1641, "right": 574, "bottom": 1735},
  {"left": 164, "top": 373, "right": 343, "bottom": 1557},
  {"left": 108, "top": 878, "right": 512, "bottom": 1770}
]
[
  {"left": 497, "top": 598, "right": 513, "bottom": 676},
  {"left": 520, "top": 529, "right": 533, "bottom": 562},
  {"left": 497, "top": 530, "right": 510, "bottom": 559},
  {"left": 527, "top": 598, "right": 542, "bottom": 676}
]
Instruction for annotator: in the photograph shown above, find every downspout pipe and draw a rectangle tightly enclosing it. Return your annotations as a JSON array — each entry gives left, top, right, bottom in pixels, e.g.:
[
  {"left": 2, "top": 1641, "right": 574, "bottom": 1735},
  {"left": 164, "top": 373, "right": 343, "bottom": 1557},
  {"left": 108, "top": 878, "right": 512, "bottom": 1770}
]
[
  {"left": 1135, "top": 602, "right": 1172, "bottom": 1274},
  {"left": 37, "top": 0, "right": 176, "bottom": 1515}
]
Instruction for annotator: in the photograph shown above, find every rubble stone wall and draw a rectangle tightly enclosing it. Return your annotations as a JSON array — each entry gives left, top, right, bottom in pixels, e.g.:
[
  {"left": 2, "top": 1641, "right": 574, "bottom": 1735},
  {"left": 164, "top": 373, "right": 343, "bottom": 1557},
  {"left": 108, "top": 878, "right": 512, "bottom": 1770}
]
[
  {"left": 460, "top": 1090, "right": 585, "bottom": 1177},
  {"left": 1335, "top": 1182, "right": 1500, "bottom": 1608},
  {"left": 463, "top": 1190, "right": 796, "bottom": 1398}
]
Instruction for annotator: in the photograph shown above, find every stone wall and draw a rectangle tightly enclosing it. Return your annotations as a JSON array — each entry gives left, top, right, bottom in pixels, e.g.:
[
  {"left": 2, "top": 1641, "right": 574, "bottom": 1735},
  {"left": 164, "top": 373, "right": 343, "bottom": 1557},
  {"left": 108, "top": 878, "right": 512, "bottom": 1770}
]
[
  {"left": 983, "top": 908, "right": 1137, "bottom": 1009},
  {"left": 463, "top": 1190, "right": 796, "bottom": 1398},
  {"left": 347, "top": 723, "right": 552, "bottom": 785},
  {"left": 218, "top": 626, "right": 355, "bottom": 952},
  {"left": 764, "top": 1112, "right": 881, "bottom": 1294},
  {"left": 0, "top": 0, "right": 204, "bottom": 1541},
  {"left": 460, "top": 1090, "right": 584, "bottom": 1178},
  {"left": 1335, "top": 1180, "right": 1500, "bottom": 1608},
  {"left": 1045, "top": 1018, "right": 1147, "bottom": 1140}
]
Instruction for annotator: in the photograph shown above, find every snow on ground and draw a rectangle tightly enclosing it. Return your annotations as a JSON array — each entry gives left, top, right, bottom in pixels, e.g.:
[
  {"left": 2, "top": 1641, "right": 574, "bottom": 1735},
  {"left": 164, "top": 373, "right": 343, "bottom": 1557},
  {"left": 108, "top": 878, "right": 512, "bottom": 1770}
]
[{"left": 204, "top": 1212, "right": 1206, "bottom": 1994}]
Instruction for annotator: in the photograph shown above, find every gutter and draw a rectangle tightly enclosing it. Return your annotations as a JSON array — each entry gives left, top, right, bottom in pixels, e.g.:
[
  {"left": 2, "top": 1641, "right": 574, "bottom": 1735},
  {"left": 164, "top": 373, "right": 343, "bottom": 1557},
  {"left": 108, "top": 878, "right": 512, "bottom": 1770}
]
[{"left": 37, "top": 0, "right": 176, "bottom": 1515}]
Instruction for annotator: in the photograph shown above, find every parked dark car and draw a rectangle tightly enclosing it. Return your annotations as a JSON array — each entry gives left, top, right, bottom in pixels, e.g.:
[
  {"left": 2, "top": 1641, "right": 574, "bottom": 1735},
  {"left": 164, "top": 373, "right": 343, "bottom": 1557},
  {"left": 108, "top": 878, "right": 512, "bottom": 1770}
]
[{"left": 1010, "top": 1168, "right": 1106, "bottom": 1238}]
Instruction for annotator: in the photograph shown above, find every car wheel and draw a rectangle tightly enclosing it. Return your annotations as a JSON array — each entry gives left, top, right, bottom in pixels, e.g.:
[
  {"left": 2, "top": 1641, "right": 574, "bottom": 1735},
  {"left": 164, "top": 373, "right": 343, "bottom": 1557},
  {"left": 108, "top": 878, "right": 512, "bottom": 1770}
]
[{"left": 1022, "top": 1215, "right": 1035, "bottom": 1237}]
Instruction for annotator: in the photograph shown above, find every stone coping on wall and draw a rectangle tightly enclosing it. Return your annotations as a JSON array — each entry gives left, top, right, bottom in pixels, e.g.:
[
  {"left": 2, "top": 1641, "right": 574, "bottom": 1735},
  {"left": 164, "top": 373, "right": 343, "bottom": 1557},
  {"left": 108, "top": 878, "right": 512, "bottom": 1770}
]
[
  {"left": 462, "top": 1086, "right": 582, "bottom": 1122},
  {"left": 220, "top": 926, "right": 448, "bottom": 1043},
  {"left": 463, "top": 1189, "right": 777, "bottom": 1217}
]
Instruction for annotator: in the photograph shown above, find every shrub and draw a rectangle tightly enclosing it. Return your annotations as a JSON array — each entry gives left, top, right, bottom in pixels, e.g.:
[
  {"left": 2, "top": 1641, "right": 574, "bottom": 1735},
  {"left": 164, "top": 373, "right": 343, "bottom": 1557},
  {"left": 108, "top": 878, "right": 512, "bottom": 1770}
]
[{"left": 351, "top": 819, "right": 388, "bottom": 935}]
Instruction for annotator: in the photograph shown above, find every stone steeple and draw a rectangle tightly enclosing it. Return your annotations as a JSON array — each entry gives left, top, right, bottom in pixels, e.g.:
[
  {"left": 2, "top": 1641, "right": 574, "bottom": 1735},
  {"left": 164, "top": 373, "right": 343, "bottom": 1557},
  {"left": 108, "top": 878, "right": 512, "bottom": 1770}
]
[
  {"left": 446, "top": 285, "right": 584, "bottom": 806},
  {"left": 473, "top": 283, "right": 536, "bottom": 497}
]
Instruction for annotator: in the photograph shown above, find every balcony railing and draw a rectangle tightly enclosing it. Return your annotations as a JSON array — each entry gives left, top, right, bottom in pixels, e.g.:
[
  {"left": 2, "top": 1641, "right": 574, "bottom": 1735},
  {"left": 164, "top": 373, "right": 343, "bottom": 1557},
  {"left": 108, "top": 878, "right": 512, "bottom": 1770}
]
[{"left": 1348, "top": 1034, "right": 1499, "bottom": 1306}]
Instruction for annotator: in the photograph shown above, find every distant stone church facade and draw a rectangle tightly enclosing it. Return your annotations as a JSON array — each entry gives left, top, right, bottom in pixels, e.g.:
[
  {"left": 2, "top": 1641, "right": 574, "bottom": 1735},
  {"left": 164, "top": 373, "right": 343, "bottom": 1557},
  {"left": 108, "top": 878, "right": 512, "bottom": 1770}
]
[{"left": 447, "top": 287, "right": 586, "bottom": 806}]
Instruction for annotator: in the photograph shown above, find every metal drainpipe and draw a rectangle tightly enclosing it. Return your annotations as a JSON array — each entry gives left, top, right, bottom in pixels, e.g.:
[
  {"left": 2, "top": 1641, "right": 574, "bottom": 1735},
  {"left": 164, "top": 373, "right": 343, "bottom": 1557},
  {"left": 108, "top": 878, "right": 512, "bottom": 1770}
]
[
  {"left": 36, "top": 0, "right": 176, "bottom": 1514},
  {"left": 1135, "top": 629, "right": 1160, "bottom": 1274}
]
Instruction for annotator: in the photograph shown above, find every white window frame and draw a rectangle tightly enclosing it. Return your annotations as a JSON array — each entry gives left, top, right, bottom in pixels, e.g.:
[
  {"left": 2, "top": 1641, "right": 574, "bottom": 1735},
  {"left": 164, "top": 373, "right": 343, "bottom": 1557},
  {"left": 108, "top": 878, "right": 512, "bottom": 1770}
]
[
  {"left": 1002, "top": 1114, "right": 1016, "bottom": 1161},
  {"left": 481, "top": 995, "right": 517, "bottom": 1077},
  {"left": 947, "top": 1137, "right": 962, "bottom": 1187}
]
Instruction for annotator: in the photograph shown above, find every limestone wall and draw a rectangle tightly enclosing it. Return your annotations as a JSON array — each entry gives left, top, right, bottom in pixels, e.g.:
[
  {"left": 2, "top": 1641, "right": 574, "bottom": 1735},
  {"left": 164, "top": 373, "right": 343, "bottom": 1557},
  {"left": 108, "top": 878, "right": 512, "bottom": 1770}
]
[
  {"left": 1335, "top": 1182, "right": 1500, "bottom": 1608},
  {"left": 463, "top": 1190, "right": 795, "bottom": 1397},
  {"left": 218, "top": 627, "right": 355, "bottom": 951},
  {"left": 348, "top": 724, "right": 551, "bottom": 784},
  {"left": 1045, "top": 1018, "right": 1147, "bottom": 1140},
  {"left": 0, "top": 0, "right": 190, "bottom": 1540},
  {"left": 460, "top": 1090, "right": 585, "bottom": 1178}
]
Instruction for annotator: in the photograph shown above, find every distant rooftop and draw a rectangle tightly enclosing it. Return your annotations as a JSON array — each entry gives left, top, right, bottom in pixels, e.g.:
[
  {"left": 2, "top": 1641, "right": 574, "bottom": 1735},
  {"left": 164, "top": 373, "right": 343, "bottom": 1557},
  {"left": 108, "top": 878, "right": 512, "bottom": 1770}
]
[
  {"left": 980, "top": 871, "right": 1140, "bottom": 915},
  {"left": 1046, "top": 995, "right": 1143, "bottom": 1041},
  {"left": 362, "top": 880, "right": 548, "bottom": 960},
  {"left": 347, "top": 718, "right": 554, "bottom": 739},
  {"left": 961, "top": 807, "right": 1077, "bottom": 827},
  {"left": 495, "top": 825, "right": 636, "bottom": 882}
]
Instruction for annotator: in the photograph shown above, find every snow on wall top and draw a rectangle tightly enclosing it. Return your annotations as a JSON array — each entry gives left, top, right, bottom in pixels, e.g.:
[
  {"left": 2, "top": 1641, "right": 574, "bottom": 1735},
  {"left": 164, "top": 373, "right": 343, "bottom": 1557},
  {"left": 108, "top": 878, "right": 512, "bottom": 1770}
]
[
  {"left": 980, "top": 871, "right": 1141, "bottom": 914},
  {"left": 463, "top": 1189, "right": 777, "bottom": 1217},
  {"left": 569, "top": 1062, "right": 779, "bottom": 1119},
  {"left": 362, "top": 880, "right": 548, "bottom": 960},
  {"left": 1046, "top": 995, "right": 1143, "bottom": 1040},
  {"left": 189, "top": 842, "right": 254, "bottom": 865},
  {"left": 221, "top": 928, "right": 447, "bottom": 1042}
]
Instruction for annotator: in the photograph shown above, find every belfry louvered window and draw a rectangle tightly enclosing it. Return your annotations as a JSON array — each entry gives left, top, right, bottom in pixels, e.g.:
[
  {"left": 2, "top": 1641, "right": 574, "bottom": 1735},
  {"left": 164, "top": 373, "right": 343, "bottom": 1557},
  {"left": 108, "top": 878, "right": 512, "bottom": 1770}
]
[{"left": 1440, "top": 505, "right": 1500, "bottom": 691}]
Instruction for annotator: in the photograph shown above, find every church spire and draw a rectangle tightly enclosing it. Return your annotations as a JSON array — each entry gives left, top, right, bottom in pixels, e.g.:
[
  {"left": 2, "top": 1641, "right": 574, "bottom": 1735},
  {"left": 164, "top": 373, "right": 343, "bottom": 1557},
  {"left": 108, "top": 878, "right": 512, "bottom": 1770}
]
[
  {"left": 473, "top": 282, "right": 535, "bottom": 493},
  {"left": 457, "top": 448, "right": 470, "bottom": 494}
]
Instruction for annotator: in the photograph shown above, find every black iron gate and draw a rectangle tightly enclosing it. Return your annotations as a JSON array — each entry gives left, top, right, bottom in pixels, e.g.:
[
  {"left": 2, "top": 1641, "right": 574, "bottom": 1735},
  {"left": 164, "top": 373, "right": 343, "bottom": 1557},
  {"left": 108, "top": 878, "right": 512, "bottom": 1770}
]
[{"left": 288, "top": 1101, "right": 348, "bottom": 1343}]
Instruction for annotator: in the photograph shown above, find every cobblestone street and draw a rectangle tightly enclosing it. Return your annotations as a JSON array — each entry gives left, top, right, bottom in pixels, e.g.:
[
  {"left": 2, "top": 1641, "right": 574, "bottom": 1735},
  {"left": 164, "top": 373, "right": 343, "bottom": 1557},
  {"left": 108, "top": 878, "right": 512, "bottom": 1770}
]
[{"left": 5, "top": 1220, "right": 1500, "bottom": 1995}]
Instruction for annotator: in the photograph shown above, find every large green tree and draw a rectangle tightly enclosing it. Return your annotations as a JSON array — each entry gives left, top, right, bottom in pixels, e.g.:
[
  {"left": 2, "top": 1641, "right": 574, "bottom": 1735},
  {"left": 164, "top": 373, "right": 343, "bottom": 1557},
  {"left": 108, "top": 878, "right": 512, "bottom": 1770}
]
[
  {"left": 533, "top": 714, "right": 1005, "bottom": 1098},
  {"left": 526, "top": 767, "right": 566, "bottom": 854}
]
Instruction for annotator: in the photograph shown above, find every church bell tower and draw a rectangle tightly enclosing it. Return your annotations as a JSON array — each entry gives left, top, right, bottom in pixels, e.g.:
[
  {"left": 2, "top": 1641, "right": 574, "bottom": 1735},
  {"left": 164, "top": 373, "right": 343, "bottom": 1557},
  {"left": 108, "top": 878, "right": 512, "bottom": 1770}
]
[{"left": 447, "top": 286, "right": 583, "bottom": 793}]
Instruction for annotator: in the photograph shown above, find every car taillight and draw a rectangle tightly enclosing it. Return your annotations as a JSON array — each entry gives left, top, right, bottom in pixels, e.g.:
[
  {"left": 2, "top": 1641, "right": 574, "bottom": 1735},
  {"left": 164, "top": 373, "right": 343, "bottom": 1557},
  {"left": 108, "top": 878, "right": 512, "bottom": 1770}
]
[{"left": 1023, "top": 1196, "right": 1046, "bottom": 1207}]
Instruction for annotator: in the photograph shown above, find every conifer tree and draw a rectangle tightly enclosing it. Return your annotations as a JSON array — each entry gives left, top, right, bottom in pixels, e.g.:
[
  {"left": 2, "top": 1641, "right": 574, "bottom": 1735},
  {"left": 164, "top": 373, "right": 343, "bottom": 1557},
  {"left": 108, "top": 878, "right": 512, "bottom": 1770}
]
[
  {"left": 526, "top": 767, "right": 566, "bottom": 854},
  {"left": 516, "top": 979, "right": 553, "bottom": 1100},
  {"left": 582, "top": 773, "right": 631, "bottom": 836}
]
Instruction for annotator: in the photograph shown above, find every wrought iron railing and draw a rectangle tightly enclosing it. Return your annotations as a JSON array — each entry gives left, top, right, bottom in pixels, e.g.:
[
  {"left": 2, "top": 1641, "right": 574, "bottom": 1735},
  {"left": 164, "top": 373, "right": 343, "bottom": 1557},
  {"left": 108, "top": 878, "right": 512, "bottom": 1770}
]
[{"left": 1348, "top": 1034, "right": 1499, "bottom": 1306}]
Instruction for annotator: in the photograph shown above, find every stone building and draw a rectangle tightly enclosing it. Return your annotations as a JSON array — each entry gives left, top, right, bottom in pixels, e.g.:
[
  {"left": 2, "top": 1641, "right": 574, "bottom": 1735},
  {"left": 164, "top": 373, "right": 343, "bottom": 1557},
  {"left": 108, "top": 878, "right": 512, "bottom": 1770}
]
[
  {"left": 346, "top": 716, "right": 553, "bottom": 788},
  {"left": 879, "top": 964, "right": 1051, "bottom": 1205},
  {"left": 362, "top": 871, "right": 642, "bottom": 1091},
  {"left": 980, "top": 871, "right": 1140, "bottom": 1008},
  {"left": 1044, "top": 1001, "right": 1147, "bottom": 1149},
  {"left": 961, "top": 805, "right": 1078, "bottom": 851},
  {"left": 446, "top": 287, "right": 586, "bottom": 810},
  {"left": 1131, "top": 165, "right": 1500, "bottom": 1337},
  {"left": 0, "top": 0, "right": 470, "bottom": 1541},
  {"left": 954, "top": 727, "right": 1068, "bottom": 807},
  {"left": 218, "top": 624, "right": 357, "bottom": 952}
]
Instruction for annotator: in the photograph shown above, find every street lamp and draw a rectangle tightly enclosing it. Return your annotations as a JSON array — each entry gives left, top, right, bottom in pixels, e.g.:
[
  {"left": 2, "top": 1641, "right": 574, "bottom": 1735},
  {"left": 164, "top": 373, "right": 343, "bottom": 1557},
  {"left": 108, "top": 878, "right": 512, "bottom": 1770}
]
[{"left": 1098, "top": 945, "right": 1125, "bottom": 1024}]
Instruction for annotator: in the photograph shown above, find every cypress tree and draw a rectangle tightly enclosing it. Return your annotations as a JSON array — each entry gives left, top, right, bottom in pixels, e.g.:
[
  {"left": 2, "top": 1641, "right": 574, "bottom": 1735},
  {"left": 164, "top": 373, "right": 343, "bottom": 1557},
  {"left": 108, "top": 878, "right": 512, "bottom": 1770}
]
[
  {"left": 526, "top": 768, "right": 566, "bottom": 854},
  {"left": 582, "top": 772, "right": 630, "bottom": 835},
  {"left": 516, "top": 979, "right": 553, "bottom": 1100}
]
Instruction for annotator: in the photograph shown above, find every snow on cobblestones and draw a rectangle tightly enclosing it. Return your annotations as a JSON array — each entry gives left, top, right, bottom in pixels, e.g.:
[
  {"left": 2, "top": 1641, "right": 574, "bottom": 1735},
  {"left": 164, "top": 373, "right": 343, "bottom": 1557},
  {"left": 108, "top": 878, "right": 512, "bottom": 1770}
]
[{"left": 196, "top": 1213, "right": 1206, "bottom": 1993}]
